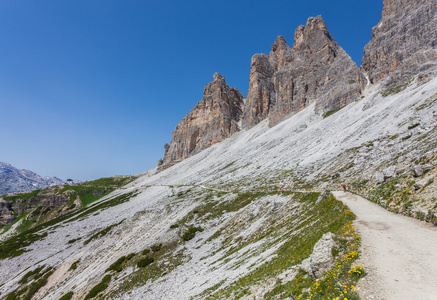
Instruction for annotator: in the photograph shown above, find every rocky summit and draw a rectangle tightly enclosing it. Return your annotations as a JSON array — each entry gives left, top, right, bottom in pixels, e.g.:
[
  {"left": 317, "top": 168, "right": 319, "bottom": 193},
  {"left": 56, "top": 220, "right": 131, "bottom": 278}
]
[
  {"left": 361, "top": 0, "right": 437, "bottom": 83},
  {"left": 162, "top": 73, "right": 243, "bottom": 166}
]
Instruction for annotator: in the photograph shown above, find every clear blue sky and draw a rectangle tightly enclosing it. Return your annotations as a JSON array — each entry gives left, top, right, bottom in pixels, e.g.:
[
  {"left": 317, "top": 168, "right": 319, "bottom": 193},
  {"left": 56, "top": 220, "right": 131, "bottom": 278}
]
[{"left": 0, "top": 0, "right": 383, "bottom": 181}]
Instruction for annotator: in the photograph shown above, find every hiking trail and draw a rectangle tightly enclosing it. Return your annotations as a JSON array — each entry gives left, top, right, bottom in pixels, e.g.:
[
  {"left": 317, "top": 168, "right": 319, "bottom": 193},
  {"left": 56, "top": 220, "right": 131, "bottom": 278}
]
[{"left": 333, "top": 191, "right": 437, "bottom": 300}]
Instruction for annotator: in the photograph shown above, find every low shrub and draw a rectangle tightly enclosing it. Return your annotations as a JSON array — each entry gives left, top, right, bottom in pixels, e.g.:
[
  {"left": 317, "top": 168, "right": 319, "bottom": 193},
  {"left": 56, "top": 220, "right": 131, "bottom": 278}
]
[
  {"left": 59, "top": 292, "right": 74, "bottom": 300},
  {"left": 182, "top": 226, "right": 203, "bottom": 241},
  {"left": 151, "top": 243, "right": 162, "bottom": 252},
  {"left": 137, "top": 257, "right": 154, "bottom": 268},
  {"left": 106, "top": 256, "right": 127, "bottom": 272},
  {"left": 84, "top": 275, "right": 111, "bottom": 299}
]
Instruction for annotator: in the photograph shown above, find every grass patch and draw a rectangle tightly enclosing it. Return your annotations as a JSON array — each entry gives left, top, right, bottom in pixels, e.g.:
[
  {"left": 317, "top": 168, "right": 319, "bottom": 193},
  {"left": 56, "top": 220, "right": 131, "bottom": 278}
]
[
  {"left": 59, "top": 291, "right": 74, "bottom": 300},
  {"left": 3, "top": 189, "right": 40, "bottom": 201},
  {"left": 381, "top": 78, "right": 412, "bottom": 97},
  {"left": 323, "top": 107, "right": 343, "bottom": 118},
  {"left": 6, "top": 266, "right": 54, "bottom": 300},
  {"left": 84, "top": 275, "right": 111, "bottom": 299}
]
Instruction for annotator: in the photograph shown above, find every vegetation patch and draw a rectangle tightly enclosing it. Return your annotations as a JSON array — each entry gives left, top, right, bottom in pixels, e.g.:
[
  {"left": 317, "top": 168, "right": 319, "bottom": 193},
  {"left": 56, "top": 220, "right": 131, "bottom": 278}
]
[
  {"left": 106, "top": 255, "right": 131, "bottom": 273},
  {"left": 70, "top": 260, "right": 79, "bottom": 270},
  {"left": 381, "top": 78, "right": 412, "bottom": 97},
  {"left": 3, "top": 189, "right": 41, "bottom": 202},
  {"left": 84, "top": 220, "right": 124, "bottom": 245},
  {"left": 323, "top": 107, "right": 343, "bottom": 118},
  {"left": 137, "top": 256, "right": 155, "bottom": 268},
  {"left": 182, "top": 226, "right": 204, "bottom": 241},
  {"left": 84, "top": 274, "right": 111, "bottom": 299},
  {"left": 59, "top": 291, "right": 74, "bottom": 300},
  {"left": 5, "top": 266, "right": 54, "bottom": 300},
  {"left": 109, "top": 240, "right": 186, "bottom": 296}
]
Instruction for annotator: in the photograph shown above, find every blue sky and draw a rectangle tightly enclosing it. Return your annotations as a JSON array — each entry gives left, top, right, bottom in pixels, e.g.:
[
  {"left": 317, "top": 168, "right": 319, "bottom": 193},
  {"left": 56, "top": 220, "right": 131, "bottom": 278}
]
[{"left": 0, "top": 0, "right": 383, "bottom": 181}]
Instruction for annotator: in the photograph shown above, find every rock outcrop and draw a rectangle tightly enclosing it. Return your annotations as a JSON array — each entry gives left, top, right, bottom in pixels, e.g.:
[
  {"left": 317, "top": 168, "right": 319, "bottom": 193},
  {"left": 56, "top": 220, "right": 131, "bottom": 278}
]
[
  {"left": 361, "top": 0, "right": 437, "bottom": 84},
  {"left": 162, "top": 73, "right": 244, "bottom": 165},
  {"left": 242, "top": 16, "right": 364, "bottom": 128},
  {"left": 301, "top": 232, "right": 337, "bottom": 279}
]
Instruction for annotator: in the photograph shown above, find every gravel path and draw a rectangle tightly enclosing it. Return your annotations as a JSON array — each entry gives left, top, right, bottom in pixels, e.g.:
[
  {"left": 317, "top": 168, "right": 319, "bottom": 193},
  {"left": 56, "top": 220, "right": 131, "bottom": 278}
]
[{"left": 333, "top": 191, "right": 437, "bottom": 300}]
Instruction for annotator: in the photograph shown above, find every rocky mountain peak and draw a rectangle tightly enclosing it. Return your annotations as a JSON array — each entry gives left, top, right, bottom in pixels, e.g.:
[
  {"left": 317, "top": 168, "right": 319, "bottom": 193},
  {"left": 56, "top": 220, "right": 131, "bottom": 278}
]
[
  {"left": 292, "top": 16, "right": 332, "bottom": 53},
  {"left": 242, "top": 15, "right": 364, "bottom": 128},
  {"left": 213, "top": 72, "right": 225, "bottom": 82},
  {"left": 162, "top": 74, "right": 243, "bottom": 166}
]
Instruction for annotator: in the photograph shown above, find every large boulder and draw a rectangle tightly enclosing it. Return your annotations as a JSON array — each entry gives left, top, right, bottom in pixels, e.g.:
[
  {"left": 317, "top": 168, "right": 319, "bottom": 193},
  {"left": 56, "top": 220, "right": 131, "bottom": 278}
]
[
  {"left": 301, "top": 232, "right": 336, "bottom": 279},
  {"left": 413, "top": 165, "right": 432, "bottom": 177}
]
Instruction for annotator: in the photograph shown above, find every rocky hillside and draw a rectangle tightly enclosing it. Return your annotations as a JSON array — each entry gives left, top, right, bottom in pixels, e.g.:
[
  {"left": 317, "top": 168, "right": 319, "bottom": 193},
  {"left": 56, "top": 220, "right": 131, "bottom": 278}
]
[
  {"left": 0, "top": 71, "right": 435, "bottom": 299},
  {"left": 1, "top": 0, "right": 437, "bottom": 299},
  {"left": 0, "top": 162, "right": 68, "bottom": 195},
  {"left": 0, "top": 175, "right": 138, "bottom": 227},
  {"left": 161, "top": 0, "right": 437, "bottom": 167}
]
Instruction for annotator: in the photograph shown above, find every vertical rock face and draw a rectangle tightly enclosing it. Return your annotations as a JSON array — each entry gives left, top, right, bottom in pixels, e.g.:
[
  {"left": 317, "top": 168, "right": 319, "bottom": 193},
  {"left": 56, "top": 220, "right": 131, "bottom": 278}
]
[
  {"left": 162, "top": 73, "right": 244, "bottom": 165},
  {"left": 241, "top": 54, "right": 275, "bottom": 129},
  {"left": 362, "top": 0, "right": 437, "bottom": 83},
  {"left": 242, "top": 16, "right": 364, "bottom": 128}
]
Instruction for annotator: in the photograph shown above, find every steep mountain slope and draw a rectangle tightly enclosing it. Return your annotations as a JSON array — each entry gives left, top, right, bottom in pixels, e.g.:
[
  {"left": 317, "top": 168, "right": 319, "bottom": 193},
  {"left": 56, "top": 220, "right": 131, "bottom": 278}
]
[
  {"left": 0, "top": 73, "right": 436, "bottom": 299},
  {"left": 0, "top": 162, "right": 67, "bottom": 195}
]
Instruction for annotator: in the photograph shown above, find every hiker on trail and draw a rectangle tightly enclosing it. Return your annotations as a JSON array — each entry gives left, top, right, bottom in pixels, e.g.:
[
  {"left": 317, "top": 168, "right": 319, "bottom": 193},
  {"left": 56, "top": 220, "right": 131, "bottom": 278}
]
[{"left": 342, "top": 184, "right": 347, "bottom": 192}]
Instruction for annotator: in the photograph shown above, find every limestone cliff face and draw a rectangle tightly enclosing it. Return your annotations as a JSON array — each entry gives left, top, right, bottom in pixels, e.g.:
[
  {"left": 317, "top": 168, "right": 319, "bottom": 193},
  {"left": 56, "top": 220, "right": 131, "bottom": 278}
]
[
  {"left": 242, "top": 16, "right": 364, "bottom": 128},
  {"left": 362, "top": 0, "right": 437, "bottom": 83},
  {"left": 163, "top": 73, "right": 243, "bottom": 165}
]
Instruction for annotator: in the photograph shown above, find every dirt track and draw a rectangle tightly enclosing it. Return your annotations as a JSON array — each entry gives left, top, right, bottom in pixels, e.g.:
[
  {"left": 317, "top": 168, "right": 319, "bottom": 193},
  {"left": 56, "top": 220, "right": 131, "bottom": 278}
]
[{"left": 333, "top": 191, "right": 437, "bottom": 300}]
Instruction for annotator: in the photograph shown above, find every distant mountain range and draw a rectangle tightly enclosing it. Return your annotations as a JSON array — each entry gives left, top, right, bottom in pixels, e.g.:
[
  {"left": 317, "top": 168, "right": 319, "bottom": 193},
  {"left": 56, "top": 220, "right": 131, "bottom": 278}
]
[{"left": 0, "top": 162, "right": 71, "bottom": 195}]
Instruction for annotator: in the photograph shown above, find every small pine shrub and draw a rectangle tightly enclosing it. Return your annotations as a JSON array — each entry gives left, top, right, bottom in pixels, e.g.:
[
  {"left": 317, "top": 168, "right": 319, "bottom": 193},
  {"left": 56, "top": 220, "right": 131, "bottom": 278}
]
[
  {"left": 137, "top": 257, "right": 154, "bottom": 268},
  {"left": 70, "top": 260, "right": 79, "bottom": 270},
  {"left": 59, "top": 292, "right": 74, "bottom": 300},
  {"left": 106, "top": 256, "right": 127, "bottom": 272},
  {"left": 126, "top": 253, "right": 136, "bottom": 260},
  {"left": 182, "top": 226, "right": 203, "bottom": 241},
  {"left": 170, "top": 223, "right": 179, "bottom": 229},
  {"left": 142, "top": 249, "right": 151, "bottom": 255}
]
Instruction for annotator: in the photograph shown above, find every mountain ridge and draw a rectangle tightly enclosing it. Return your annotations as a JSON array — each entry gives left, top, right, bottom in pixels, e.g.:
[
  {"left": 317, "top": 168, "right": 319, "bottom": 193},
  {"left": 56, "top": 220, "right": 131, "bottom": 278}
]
[
  {"left": 161, "top": 0, "right": 437, "bottom": 168},
  {"left": 0, "top": 162, "right": 68, "bottom": 195}
]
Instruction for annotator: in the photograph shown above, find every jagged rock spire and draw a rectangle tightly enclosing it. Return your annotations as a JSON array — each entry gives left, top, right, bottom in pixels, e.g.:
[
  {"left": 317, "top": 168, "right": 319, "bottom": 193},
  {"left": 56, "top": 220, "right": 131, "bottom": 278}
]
[
  {"left": 242, "top": 15, "right": 364, "bottom": 128},
  {"left": 162, "top": 73, "right": 243, "bottom": 166}
]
